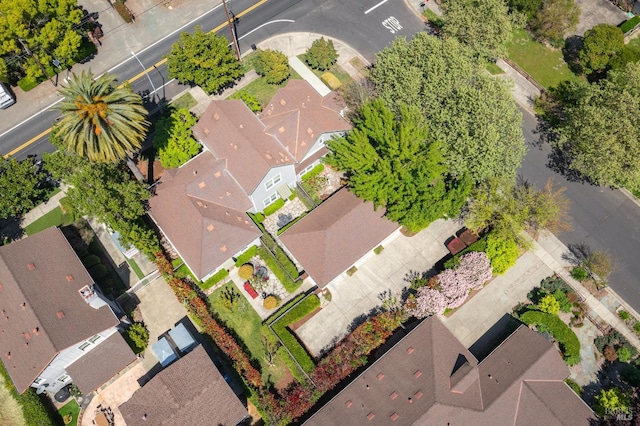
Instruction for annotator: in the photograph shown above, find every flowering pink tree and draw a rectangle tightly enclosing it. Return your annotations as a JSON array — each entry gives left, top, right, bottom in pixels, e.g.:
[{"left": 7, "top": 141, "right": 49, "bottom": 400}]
[
  {"left": 457, "top": 251, "right": 493, "bottom": 290},
  {"left": 438, "top": 269, "right": 468, "bottom": 309},
  {"left": 409, "top": 287, "right": 449, "bottom": 318}
]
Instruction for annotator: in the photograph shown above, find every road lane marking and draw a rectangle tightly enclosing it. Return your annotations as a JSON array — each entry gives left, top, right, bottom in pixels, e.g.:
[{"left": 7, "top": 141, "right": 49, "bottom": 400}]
[
  {"left": 364, "top": 0, "right": 389, "bottom": 14},
  {"left": 237, "top": 19, "right": 295, "bottom": 41},
  {"left": 2, "top": 0, "right": 270, "bottom": 158}
]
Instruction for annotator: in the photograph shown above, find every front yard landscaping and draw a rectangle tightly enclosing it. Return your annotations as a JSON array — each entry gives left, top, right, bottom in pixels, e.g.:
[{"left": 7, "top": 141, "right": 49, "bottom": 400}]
[
  {"left": 23, "top": 206, "right": 73, "bottom": 236},
  {"left": 57, "top": 399, "right": 80, "bottom": 426},
  {"left": 505, "top": 28, "right": 581, "bottom": 89}
]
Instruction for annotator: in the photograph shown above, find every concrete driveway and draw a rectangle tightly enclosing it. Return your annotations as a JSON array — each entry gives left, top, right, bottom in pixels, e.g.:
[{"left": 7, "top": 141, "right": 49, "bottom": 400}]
[
  {"left": 296, "top": 219, "right": 461, "bottom": 356},
  {"left": 573, "top": 0, "right": 627, "bottom": 36}
]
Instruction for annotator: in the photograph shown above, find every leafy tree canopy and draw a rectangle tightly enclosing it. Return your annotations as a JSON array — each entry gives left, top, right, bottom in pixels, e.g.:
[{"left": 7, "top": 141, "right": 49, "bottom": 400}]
[
  {"left": 254, "top": 49, "right": 290, "bottom": 85},
  {"left": 507, "top": 0, "right": 543, "bottom": 20},
  {"left": 326, "top": 99, "right": 472, "bottom": 233},
  {"left": 368, "top": 33, "right": 526, "bottom": 183},
  {"left": 441, "top": 0, "right": 513, "bottom": 60},
  {"left": 304, "top": 37, "right": 338, "bottom": 71},
  {"left": 609, "top": 44, "right": 640, "bottom": 70},
  {"left": 166, "top": 26, "right": 243, "bottom": 94},
  {"left": 552, "top": 62, "right": 640, "bottom": 191},
  {"left": 230, "top": 89, "right": 262, "bottom": 112},
  {"left": 153, "top": 108, "right": 201, "bottom": 169},
  {"left": 530, "top": 0, "right": 580, "bottom": 45},
  {"left": 579, "top": 24, "right": 624, "bottom": 74},
  {"left": 0, "top": 158, "right": 49, "bottom": 219}
]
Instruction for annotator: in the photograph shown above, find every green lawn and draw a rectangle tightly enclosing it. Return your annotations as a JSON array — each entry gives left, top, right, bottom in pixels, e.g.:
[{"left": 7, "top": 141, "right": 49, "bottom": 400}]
[
  {"left": 506, "top": 28, "right": 580, "bottom": 89},
  {"left": 209, "top": 283, "right": 288, "bottom": 385},
  {"left": 170, "top": 92, "right": 197, "bottom": 110},
  {"left": 297, "top": 56, "right": 354, "bottom": 87},
  {"left": 57, "top": 399, "right": 80, "bottom": 426},
  {"left": 24, "top": 207, "right": 72, "bottom": 236},
  {"left": 127, "top": 258, "right": 145, "bottom": 279},
  {"left": 237, "top": 68, "right": 302, "bottom": 108},
  {"left": 485, "top": 61, "right": 505, "bottom": 75}
]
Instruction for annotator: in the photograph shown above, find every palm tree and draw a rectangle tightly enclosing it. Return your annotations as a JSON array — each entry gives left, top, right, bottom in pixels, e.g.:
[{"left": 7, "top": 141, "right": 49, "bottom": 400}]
[{"left": 54, "top": 70, "right": 149, "bottom": 162}]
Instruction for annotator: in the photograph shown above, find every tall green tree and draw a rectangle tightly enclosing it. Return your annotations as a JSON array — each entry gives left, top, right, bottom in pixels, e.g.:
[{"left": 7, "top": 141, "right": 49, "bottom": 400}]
[
  {"left": 368, "top": 33, "right": 526, "bottom": 183},
  {"left": 153, "top": 108, "right": 201, "bottom": 169},
  {"left": 326, "top": 99, "right": 472, "bottom": 232},
  {"left": 166, "top": 26, "right": 243, "bottom": 94},
  {"left": 53, "top": 70, "right": 149, "bottom": 163},
  {"left": 530, "top": 0, "right": 580, "bottom": 45},
  {"left": 579, "top": 24, "right": 624, "bottom": 74},
  {"left": 0, "top": 0, "right": 84, "bottom": 78},
  {"left": 0, "top": 158, "right": 48, "bottom": 219},
  {"left": 552, "top": 62, "right": 640, "bottom": 191},
  {"left": 254, "top": 49, "right": 290, "bottom": 85},
  {"left": 441, "top": 0, "right": 513, "bottom": 60},
  {"left": 303, "top": 37, "right": 338, "bottom": 71}
]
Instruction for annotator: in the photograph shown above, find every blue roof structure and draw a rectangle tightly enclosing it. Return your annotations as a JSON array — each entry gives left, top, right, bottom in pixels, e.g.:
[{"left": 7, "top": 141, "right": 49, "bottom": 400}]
[
  {"left": 168, "top": 323, "right": 197, "bottom": 354},
  {"left": 151, "top": 338, "right": 178, "bottom": 367}
]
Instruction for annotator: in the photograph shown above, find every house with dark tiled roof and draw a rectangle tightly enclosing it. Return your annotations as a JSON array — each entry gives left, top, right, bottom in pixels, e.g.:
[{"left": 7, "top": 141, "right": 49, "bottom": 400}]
[
  {"left": 280, "top": 187, "right": 400, "bottom": 288},
  {"left": 305, "top": 317, "right": 596, "bottom": 426},
  {"left": 0, "top": 227, "right": 135, "bottom": 395},
  {"left": 150, "top": 80, "right": 350, "bottom": 281},
  {"left": 119, "top": 344, "right": 249, "bottom": 426}
]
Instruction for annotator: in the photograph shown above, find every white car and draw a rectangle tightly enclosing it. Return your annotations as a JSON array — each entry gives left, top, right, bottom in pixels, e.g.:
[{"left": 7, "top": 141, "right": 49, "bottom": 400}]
[{"left": 0, "top": 83, "right": 15, "bottom": 109}]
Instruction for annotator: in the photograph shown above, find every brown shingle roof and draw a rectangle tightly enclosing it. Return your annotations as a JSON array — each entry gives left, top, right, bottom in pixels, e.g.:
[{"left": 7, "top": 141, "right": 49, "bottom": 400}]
[
  {"left": 65, "top": 332, "right": 136, "bottom": 394},
  {"left": 148, "top": 152, "right": 261, "bottom": 280},
  {"left": 262, "top": 80, "right": 350, "bottom": 162},
  {"left": 119, "top": 345, "right": 248, "bottom": 426},
  {"left": 280, "top": 188, "right": 399, "bottom": 287},
  {"left": 193, "top": 100, "right": 295, "bottom": 193},
  {"left": 306, "top": 318, "right": 595, "bottom": 426},
  {"left": 0, "top": 227, "right": 118, "bottom": 393}
]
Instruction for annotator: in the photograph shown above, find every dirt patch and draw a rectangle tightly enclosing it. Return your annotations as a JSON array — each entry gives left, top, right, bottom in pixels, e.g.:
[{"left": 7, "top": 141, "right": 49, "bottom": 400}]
[
  {"left": 247, "top": 398, "right": 264, "bottom": 425},
  {"left": 274, "top": 367, "right": 296, "bottom": 393}
]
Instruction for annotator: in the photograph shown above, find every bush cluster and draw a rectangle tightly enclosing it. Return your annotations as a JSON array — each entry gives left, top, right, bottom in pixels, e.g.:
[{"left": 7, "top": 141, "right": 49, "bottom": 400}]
[
  {"left": 126, "top": 322, "right": 149, "bottom": 354},
  {"left": 301, "top": 164, "right": 325, "bottom": 182},
  {"left": 520, "top": 310, "right": 581, "bottom": 365},
  {"left": 303, "top": 37, "right": 338, "bottom": 71},
  {"left": 200, "top": 268, "right": 229, "bottom": 290},
  {"left": 263, "top": 198, "right": 285, "bottom": 216},
  {"left": 255, "top": 49, "right": 290, "bottom": 85},
  {"left": 263, "top": 295, "right": 281, "bottom": 310},
  {"left": 595, "top": 329, "right": 638, "bottom": 360},
  {"left": 238, "top": 264, "right": 254, "bottom": 280},
  {"left": 234, "top": 245, "right": 258, "bottom": 267},
  {"left": 230, "top": 90, "right": 262, "bottom": 113}
]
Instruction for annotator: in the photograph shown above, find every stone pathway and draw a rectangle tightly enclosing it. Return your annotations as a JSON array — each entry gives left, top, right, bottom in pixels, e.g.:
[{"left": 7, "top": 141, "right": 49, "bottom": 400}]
[
  {"left": 569, "top": 318, "right": 602, "bottom": 386},
  {"left": 263, "top": 198, "right": 308, "bottom": 235}
]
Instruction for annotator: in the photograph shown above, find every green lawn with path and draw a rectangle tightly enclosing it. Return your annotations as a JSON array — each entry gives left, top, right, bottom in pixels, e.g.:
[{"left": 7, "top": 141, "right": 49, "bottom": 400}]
[
  {"left": 57, "top": 399, "right": 80, "bottom": 426},
  {"left": 24, "top": 206, "right": 73, "bottom": 236},
  {"left": 506, "top": 29, "right": 580, "bottom": 89},
  {"left": 236, "top": 67, "right": 302, "bottom": 108},
  {"left": 209, "top": 283, "right": 288, "bottom": 385}
]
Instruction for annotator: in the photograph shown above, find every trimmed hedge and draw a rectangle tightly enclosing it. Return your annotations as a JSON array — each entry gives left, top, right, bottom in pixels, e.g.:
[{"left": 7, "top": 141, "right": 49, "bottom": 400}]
[
  {"left": 201, "top": 268, "right": 229, "bottom": 290},
  {"left": 520, "top": 310, "right": 581, "bottom": 365},
  {"left": 263, "top": 198, "right": 285, "bottom": 216},
  {"left": 261, "top": 233, "right": 299, "bottom": 279},
  {"left": 621, "top": 16, "right": 640, "bottom": 33},
  {"left": 301, "top": 164, "right": 325, "bottom": 182},
  {"left": 444, "top": 235, "right": 488, "bottom": 269},
  {"left": 270, "top": 295, "right": 321, "bottom": 373},
  {"left": 82, "top": 254, "right": 101, "bottom": 269},
  {"left": 321, "top": 72, "right": 341, "bottom": 90},
  {"left": 234, "top": 245, "right": 258, "bottom": 267},
  {"left": 256, "top": 246, "right": 301, "bottom": 293}
]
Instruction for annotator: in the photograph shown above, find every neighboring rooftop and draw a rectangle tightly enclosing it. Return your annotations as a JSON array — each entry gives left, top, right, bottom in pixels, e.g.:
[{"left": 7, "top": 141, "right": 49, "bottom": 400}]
[
  {"left": 65, "top": 332, "right": 136, "bottom": 394},
  {"left": 262, "top": 79, "right": 350, "bottom": 162},
  {"left": 280, "top": 188, "right": 399, "bottom": 287},
  {"left": 0, "top": 227, "right": 118, "bottom": 393},
  {"left": 119, "top": 344, "right": 248, "bottom": 426},
  {"left": 305, "top": 317, "right": 595, "bottom": 426},
  {"left": 193, "top": 99, "right": 295, "bottom": 193},
  {"left": 148, "top": 152, "right": 261, "bottom": 280}
]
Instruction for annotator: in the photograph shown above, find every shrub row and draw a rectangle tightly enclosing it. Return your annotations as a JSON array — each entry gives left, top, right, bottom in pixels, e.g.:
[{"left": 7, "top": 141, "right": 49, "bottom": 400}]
[
  {"left": 520, "top": 310, "right": 581, "bottom": 365},
  {"left": 155, "top": 253, "right": 262, "bottom": 387},
  {"left": 621, "top": 16, "right": 640, "bottom": 33},
  {"left": 301, "top": 164, "right": 325, "bottom": 182},
  {"left": 200, "top": 268, "right": 229, "bottom": 290},
  {"left": 257, "top": 246, "right": 301, "bottom": 293},
  {"left": 269, "top": 295, "right": 320, "bottom": 373},
  {"left": 263, "top": 198, "right": 285, "bottom": 216},
  {"left": 444, "top": 231, "right": 519, "bottom": 275},
  {"left": 261, "top": 233, "right": 299, "bottom": 279},
  {"left": 234, "top": 245, "right": 258, "bottom": 267}
]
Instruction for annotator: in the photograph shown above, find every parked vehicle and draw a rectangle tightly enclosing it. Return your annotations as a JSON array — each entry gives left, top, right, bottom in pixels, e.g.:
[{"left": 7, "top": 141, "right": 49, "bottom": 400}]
[{"left": 0, "top": 83, "right": 15, "bottom": 109}]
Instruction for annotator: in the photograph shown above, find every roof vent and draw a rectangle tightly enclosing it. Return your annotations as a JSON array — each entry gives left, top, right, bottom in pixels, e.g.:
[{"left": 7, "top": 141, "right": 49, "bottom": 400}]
[
  {"left": 24, "top": 332, "right": 30, "bottom": 341},
  {"left": 207, "top": 224, "right": 214, "bottom": 232},
  {"left": 280, "top": 99, "right": 286, "bottom": 106},
  {"left": 307, "top": 127, "right": 313, "bottom": 135},
  {"left": 56, "top": 310, "right": 65, "bottom": 319},
  {"left": 79, "top": 286, "right": 94, "bottom": 301},
  {"left": 0, "top": 283, "right": 3, "bottom": 291},
  {"left": 214, "top": 171, "right": 221, "bottom": 178},
  {"left": 214, "top": 112, "right": 220, "bottom": 121},
  {"left": 27, "top": 263, "right": 35, "bottom": 270},
  {"left": 33, "top": 327, "right": 39, "bottom": 336},
  {"left": 406, "top": 347, "right": 415, "bottom": 354},
  {"left": 204, "top": 128, "right": 210, "bottom": 135},
  {"left": 197, "top": 201, "right": 203, "bottom": 207},
  {"left": 66, "top": 275, "right": 74, "bottom": 282},
  {"left": 6, "top": 352, "right": 10, "bottom": 359},
  {"left": 367, "top": 413, "right": 375, "bottom": 421},
  {"left": 390, "top": 412, "right": 399, "bottom": 422},
  {"left": 278, "top": 126, "right": 285, "bottom": 133},
  {"left": 199, "top": 181, "right": 206, "bottom": 188},
  {"left": 265, "top": 153, "right": 273, "bottom": 160},
  {"left": 414, "top": 390, "right": 423, "bottom": 399},
  {"left": 414, "top": 370, "right": 423, "bottom": 378},
  {"left": 345, "top": 400, "right": 353, "bottom": 408},
  {"left": 220, "top": 246, "right": 228, "bottom": 252},
  {"left": 389, "top": 391, "right": 398, "bottom": 400},
  {"left": 21, "top": 302, "right": 26, "bottom": 310},
  {"left": 193, "top": 170, "right": 198, "bottom": 176},
  {"left": 377, "top": 373, "right": 385, "bottom": 380},
  {"left": 239, "top": 124, "right": 244, "bottom": 129}
]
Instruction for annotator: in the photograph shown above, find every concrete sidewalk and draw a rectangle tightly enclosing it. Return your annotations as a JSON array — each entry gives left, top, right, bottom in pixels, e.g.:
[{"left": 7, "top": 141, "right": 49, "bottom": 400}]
[{"left": 288, "top": 57, "right": 331, "bottom": 96}]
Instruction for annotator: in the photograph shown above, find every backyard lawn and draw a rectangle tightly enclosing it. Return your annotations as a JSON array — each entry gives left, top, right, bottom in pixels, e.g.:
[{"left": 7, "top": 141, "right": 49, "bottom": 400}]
[
  {"left": 57, "top": 399, "right": 80, "bottom": 426},
  {"left": 24, "top": 206, "right": 73, "bottom": 236},
  {"left": 209, "top": 283, "right": 288, "bottom": 385},
  {"left": 236, "top": 67, "right": 302, "bottom": 108},
  {"left": 506, "top": 29, "right": 580, "bottom": 89}
]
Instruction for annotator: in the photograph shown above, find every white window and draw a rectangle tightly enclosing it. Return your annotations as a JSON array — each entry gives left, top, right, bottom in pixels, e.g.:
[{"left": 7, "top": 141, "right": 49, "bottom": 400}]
[
  {"left": 79, "top": 342, "right": 91, "bottom": 351},
  {"left": 300, "top": 165, "right": 314, "bottom": 176},
  {"left": 57, "top": 374, "right": 70, "bottom": 383},
  {"left": 263, "top": 193, "right": 278, "bottom": 207},
  {"left": 265, "top": 174, "right": 282, "bottom": 190},
  {"left": 33, "top": 377, "right": 45, "bottom": 385},
  {"left": 88, "top": 334, "right": 102, "bottom": 344}
]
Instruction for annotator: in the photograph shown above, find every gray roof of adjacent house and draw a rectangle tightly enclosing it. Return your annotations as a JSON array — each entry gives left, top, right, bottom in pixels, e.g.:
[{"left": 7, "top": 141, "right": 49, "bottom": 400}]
[
  {"left": 148, "top": 152, "right": 261, "bottom": 280},
  {"left": 262, "top": 79, "right": 350, "bottom": 162},
  {"left": 193, "top": 99, "right": 295, "bottom": 194},
  {"left": 65, "top": 332, "right": 136, "bottom": 394},
  {"left": 280, "top": 188, "right": 399, "bottom": 287},
  {"left": 0, "top": 227, "right": 118, "bottom": 393},
  {"left": 119, "top": 344, "right": 248, "bottom": 426},
  {"left": 305, "top": 317, "right": 596, "bottom": 426}
]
